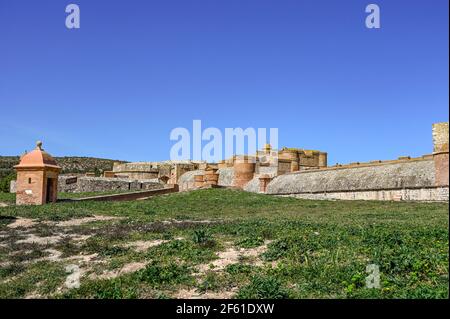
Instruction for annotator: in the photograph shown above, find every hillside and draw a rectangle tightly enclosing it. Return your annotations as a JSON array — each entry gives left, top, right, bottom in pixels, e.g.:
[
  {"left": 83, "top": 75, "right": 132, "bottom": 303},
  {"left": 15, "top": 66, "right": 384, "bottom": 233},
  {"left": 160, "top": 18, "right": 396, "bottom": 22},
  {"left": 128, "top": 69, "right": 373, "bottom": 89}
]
[{"left": 0, "top": 156, "right": 127, "bottom": 179}]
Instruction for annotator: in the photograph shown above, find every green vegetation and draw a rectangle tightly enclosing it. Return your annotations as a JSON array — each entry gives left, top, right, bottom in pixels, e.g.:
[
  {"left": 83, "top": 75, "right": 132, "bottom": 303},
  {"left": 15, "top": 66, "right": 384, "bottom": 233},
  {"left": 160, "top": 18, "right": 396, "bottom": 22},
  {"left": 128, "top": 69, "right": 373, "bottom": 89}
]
[
  {"left": 0, "top": 188, "right": 448, "bottom": 299},
  {"left": 0, "top": 173, "right": 16, "bottom": 193},
  {"left": 0, "top": 191, "right": 137, "bottom": 204},
  {"left": 0, "top": 192, "right": 15, "bottom": 204},
  {"left": 236, "top": 275, "right": 291, "bottom": 299}
]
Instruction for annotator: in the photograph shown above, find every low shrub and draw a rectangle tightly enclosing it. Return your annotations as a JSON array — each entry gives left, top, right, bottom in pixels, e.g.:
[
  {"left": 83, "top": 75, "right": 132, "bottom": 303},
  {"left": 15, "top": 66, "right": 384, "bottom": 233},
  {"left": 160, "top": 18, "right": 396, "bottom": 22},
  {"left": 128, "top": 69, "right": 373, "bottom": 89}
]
[{"left": 236, "top": 275, "right": 291, "bottom": 299}]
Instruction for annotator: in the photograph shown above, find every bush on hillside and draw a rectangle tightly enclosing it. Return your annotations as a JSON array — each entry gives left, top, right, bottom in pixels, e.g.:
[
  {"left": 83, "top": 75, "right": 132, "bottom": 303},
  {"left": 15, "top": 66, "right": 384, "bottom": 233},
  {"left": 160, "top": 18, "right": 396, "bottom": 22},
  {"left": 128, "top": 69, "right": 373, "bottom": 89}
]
[{"left": 0, "top": 173, "right": 16, "bottom": 193}]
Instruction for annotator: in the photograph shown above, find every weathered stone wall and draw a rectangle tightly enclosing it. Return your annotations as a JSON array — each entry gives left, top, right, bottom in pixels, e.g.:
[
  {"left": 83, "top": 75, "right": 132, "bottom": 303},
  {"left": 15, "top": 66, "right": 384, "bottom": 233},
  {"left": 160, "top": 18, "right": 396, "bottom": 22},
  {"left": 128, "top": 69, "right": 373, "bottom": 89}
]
[
  {"left": 432, "top": 122, "right": 449, "bottom": 153},
  {"left": 276, "top": 160, "right": 291, "bottom": 175},
  {"left": 256, "top": 164, "right": 278, "bottom": 176},
  {"left": 434, "top": 153, "right": 449, "bottom": 186},
  {"left": 178, "top": 168, "right": 236, "bottom": 191},
  {"left": 113, "top": 162, "right": 158, "bottom": 172},
  {"left": 432, "top": 122, "right": 449, "bottom": 187},
  {"left": 266, "top": 159, "right": 435, "bottom": 195},
  {"left": 278, "top": 186, "right": 449, "bottom": 202},
  {"left": 58, "top": 176, "right": 162, "bottom": 193},
  {"left": 112, "top": 162, "right": 159, "bottom": 180},
  {"left": 169, "top": 163, "right": 198, "bottom": 184},
  {"left": 57, "top": 176, "right": 78, "bottom": 192},
  {"left": 243, "top": 175, "right": 261, "bottom": 193},
  {"left": 298, "top": 150, "right": 320, "bottom": 168},
  {"left": 178, "top": 170, "right": 204, "bottom": 191},
  {"left": 114, "top": 172, "right": 159, "bottom": 179},
  {"left": 252, "top": 157, "right": 448, "bottom": 201},
  {"left": 278, "top": 148, "right": 327, "bottom": 171},
  {"left": 217, "top": 168, "right": 234, "bottom": 186},
  {"left": 15, "top": 170, "right": 45, "bottom": 205}
]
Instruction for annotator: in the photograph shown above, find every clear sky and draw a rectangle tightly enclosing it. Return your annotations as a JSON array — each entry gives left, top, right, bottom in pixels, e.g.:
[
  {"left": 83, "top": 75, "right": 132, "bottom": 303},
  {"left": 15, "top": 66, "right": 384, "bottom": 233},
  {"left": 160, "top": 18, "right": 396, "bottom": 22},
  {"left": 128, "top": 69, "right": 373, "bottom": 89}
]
[{"left": 0, "top": 0, "right": 448, "bottom": 164}]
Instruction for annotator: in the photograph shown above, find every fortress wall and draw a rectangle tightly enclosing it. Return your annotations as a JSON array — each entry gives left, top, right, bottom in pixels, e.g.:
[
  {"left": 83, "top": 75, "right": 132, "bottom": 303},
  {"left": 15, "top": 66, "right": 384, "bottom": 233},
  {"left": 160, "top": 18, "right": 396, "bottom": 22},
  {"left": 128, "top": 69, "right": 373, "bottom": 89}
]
[
  {"left": 279, "top": 187, "right": 449, "bottom": 202},
  {"left": 217, "top": 168, "right": 234, "bottom": 186},
  {"left": 432, "top": 122, "right": 449, "bottom": 153},
  {"left": 243, "top": 176, "right": 261, "bottom": 193},
  {"left": 113, "top": 162, "right": 159, "bottom": 172},
  {"left": 58, "top": 176, "right": 78, "bottom": 192},
  {"left": 114, "top": 172, "right": 159, "bottom": 179},
  {"left": 433, "top": 122, "right": 449, "bottom": 187},
  {"left": 266, "top": 159, "right": 435, "bottom": 194},
  {"left": 256, "top": 165, "right": 278, "bottom": 176},
  {"left": 178, "top": 168, "right": 235, "bottom": 191},
  {"left": 178, "top": 170, "right": 204, "bottom": 191},
  {"left": 262, "top": 158, "right": 448, "bottom": 201},
  {"left": 112, "top": 162, "right": 159, "bottom": 180},
  {"left": 59, "top": 177, "right": 162, "bottom": 193},
  {"left": 434, "top": 153, "right": 449, "bottom": 186}
]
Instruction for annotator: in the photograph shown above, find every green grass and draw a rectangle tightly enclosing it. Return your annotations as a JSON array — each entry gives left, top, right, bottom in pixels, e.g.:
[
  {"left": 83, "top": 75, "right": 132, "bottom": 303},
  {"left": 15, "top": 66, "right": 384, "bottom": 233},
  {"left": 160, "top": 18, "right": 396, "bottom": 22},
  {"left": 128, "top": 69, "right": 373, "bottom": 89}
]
[
  {"left": 0, "top": 188, "right": 448, "bottom": 299},
  {"left": 58, "top": 190, "right": 141, "bottom": 199},
  {"left": 0, "top": 190, "right": 140, "bottom": 204},
  {"left": 0, "top": 192, "right": 15, "bottom": 204}
]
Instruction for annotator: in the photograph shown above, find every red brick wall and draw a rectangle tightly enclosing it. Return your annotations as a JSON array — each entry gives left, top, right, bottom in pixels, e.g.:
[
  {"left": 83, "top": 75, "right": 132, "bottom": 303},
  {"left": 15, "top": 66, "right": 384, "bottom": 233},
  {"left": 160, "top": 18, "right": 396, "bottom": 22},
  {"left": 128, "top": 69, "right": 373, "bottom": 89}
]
[
  {"left": 434, "top": 152, "right": 449, "bottom": 186},
  {"left": 16, "top": 170, "right": 45, "bottom": 205}
]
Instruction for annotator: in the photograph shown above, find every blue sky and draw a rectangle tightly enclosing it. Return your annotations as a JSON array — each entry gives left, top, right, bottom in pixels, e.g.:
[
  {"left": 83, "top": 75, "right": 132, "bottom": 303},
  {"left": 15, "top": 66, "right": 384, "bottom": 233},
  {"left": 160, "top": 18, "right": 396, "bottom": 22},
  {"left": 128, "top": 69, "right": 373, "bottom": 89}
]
[{"left": 0, "top": 0, "right": 448, "bottom": 164}]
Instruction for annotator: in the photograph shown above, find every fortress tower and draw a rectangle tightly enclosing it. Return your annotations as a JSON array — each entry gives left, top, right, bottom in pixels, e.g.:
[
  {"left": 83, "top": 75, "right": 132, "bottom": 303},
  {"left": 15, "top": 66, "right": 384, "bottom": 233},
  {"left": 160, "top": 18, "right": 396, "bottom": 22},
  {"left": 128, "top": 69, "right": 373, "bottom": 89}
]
[
  {"left": 432, "top": 122, "right": 449, "bottom": 186},
  {"left": 14, "top": 141, "right": 61, "bottom": 205}
]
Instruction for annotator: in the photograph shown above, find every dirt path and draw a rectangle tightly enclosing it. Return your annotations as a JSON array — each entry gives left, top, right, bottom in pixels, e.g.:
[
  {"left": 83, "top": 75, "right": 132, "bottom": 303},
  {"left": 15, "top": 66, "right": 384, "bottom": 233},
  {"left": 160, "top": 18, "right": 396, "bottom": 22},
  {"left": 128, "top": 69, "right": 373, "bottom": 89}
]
[
  {"left": 6, "top": 215, "right": 121, "bottom": 229},
  {"left": 174, "top": 288, "right": 238, "bottom": 299}
]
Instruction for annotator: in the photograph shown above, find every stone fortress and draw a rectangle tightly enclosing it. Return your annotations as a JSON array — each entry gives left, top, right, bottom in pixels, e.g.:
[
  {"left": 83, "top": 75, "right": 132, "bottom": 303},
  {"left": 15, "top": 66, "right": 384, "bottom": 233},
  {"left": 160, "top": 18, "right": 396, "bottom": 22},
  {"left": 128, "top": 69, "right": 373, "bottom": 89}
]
[
  {"left": 177, "top": 122, "right": 448, "bottom": 201},
  {"left": 12, "top": 122, "right": 449, "bottom": 205}
]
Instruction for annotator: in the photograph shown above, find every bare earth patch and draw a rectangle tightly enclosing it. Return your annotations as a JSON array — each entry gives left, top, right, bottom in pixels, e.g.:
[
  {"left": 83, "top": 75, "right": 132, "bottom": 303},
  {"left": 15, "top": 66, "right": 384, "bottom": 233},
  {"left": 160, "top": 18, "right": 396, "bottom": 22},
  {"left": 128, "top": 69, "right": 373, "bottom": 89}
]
[
  {"left": 124, "top": 239, "right": 169, "bottom": 252},
  {"left": 16, "top": 234, "right": 62, "bottom": 245},
  {"left": 93, "top": 261, "right": 148, "bottom": 280},
  {"left": 162, "top": 219, "right": 218, "bottom": 225},
  {"left": 123, "top": 237, "right": 183, "bottom": 252},
  {"left": 52, "top": 215, "right": 121, "bottom": 227},
  {"left": 66, "top": 253, "right": 99, "bottom": 264},
  {"left": 174, "top": 288, "right": 238, "bottom": 299},
  {"left": 15, "top": 233, "right": 91, "bottom": 246},
  {"left": 38, "top": 248, "right": 63, "bottom": 262},
  {"left": 7, "top": 218, "right": 37, "bottom": 229},
  {"left": 6, "top": 215, "right": 121, "bottom": 230},
  {"left": 65, "top": 264, "right": 82, "bottom": 289},
  {"left": 1, "top": 214, "right": 270, "bottom": 298},
  {"left": 196, "top": 241, "right": 272, "bottom": 274}
]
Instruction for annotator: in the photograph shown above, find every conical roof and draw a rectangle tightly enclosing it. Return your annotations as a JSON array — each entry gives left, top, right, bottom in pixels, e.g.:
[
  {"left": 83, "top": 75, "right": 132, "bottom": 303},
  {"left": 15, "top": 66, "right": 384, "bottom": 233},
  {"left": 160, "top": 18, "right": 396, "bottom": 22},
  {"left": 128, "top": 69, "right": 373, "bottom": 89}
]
[{"left": 14, "top": 141, "right": 61, "bottom": 169}]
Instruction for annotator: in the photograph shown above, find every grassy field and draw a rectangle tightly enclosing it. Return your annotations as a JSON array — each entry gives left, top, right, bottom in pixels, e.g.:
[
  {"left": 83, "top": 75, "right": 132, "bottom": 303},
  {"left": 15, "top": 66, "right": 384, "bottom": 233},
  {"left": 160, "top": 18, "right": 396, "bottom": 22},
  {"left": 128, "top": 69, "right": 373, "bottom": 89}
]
[
  {"left": 0, "top": 189, "right": 448, "bottom": 299},
  {"left": 0, "top": 193, "right": 15, "bottom": 204}
]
